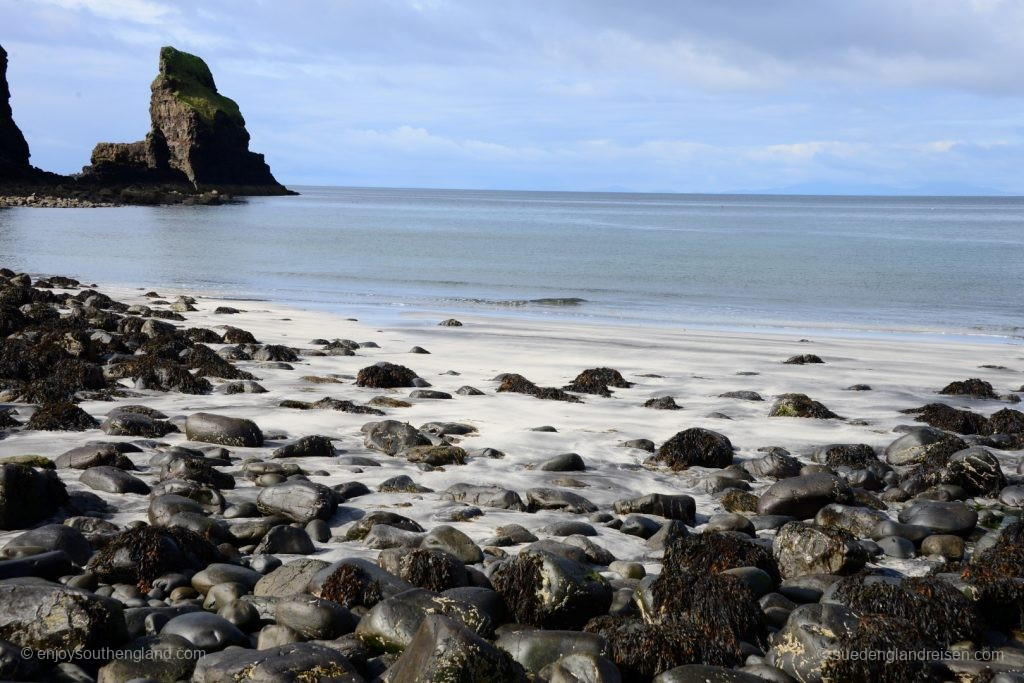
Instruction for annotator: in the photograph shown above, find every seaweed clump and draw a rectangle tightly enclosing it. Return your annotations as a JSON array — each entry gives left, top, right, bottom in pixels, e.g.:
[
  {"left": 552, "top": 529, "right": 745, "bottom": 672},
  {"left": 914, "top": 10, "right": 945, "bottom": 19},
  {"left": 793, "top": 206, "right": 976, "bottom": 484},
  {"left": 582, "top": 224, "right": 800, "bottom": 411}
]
[
  {"left": 651, "top": 428, "right": 734, "bottom": 470},
  {"left": 25, "top": 402, "right": 98, "bottom": 431},
  {"left": 650, "top": 571, "right": 768, "bottom": 648},
  {"left": 902, "top": 403, "right": 989, "bottom": 435},
  {"left": 355, "top": 362, "right": 419, "bottom": 389},
  {"left": 823, "top": 614, "right": 939, "bottom": 683},
  {"left": 830, "top": 575, "right": 980, "bottom": 648},
  {"left": 583, "top": 615, "right": 739, "bottom": 680},
  {"left": 87, "top": 525, "right": 223, "bottom": 591},
  {"left": 497, "top": 373, "right": 582, "bottom": 403},
  {"left": 662, "top": 532, "right": 781, "bottom": 584},
  {"left": 563, "top": 367, "right": 633, "bottom": 397},
  {"left": 939, "top": 378, "right": 997, "bottom": 399},
  {"left": 398, "top": 548, "right": 466, "bottom": 592},
  {"left": 320, "top": 564, "right": 384, "bottom": 609},
  {"left": 490, "top": 553, "right": 545, "bottom": 627}
]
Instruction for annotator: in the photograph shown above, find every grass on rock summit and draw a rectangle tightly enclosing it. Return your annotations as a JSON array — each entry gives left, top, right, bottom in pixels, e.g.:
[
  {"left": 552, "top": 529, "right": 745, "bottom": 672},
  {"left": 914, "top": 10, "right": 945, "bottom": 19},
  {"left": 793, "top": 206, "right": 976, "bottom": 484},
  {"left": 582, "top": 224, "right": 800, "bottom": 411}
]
[{"left": 156, "top": 46, "right": 243, "bottom": 126}]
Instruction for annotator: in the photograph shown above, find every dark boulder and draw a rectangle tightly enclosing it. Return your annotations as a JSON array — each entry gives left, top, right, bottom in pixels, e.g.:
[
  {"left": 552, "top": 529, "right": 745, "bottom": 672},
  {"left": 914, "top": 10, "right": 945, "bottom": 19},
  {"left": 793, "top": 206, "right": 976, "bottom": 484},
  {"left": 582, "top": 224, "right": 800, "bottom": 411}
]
[
  {"left": 651, "top": 428, "right": 733, "bottom": 470},
  {"left": 256, "top": 480, "right": 337, "bottom": 523},
  {"left": 356, "top": 362, "right": 419, "bottom": 388},
  {"left": 768, "top": 393, "right": 838, "bottom": 419},
  {"left": 491, "top": 549, "right": 612, "bottom": 630},
  {"left": 757, "top": 474, "right": 854, "bottom": 519},
  {"left": 0, "top": 464, "right": 68, "bottom": 530},
  {"left": 940, "top": 377, "right": 998, "bottom": 399},
  {"left": 25, "top": 402, "right": 97, "bottom": 431},
  {"left": 184, "top": 412, "right": 263, "bottom": 447},
  {"left": 385, "top": 614, "right": 527, "bottom": 682}
]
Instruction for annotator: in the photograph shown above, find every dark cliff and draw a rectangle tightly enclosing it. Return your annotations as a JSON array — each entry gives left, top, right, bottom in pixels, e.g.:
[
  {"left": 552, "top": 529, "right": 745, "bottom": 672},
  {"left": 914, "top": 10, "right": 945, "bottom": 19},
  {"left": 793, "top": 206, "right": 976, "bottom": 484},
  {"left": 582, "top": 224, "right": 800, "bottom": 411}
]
[{"left": 0, "top": 45, "right": 32, "bottom": 181}]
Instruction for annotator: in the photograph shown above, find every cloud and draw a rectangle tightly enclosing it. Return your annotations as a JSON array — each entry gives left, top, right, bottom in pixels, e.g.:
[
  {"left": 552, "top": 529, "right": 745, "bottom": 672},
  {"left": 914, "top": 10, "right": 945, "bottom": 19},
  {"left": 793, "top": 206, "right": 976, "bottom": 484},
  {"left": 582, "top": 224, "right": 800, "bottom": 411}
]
[{"left": 3, "top": 0, "right": 1024, "bottom": 192}]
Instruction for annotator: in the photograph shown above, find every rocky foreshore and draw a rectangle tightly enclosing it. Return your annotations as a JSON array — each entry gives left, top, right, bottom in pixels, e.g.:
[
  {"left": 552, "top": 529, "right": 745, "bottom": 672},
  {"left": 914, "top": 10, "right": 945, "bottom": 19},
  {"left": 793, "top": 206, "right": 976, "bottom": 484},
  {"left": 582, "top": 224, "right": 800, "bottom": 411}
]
[
  {"left": 0, "top": 188, "right": 230, "bottom": 209},
  {"left": 1, "top": 269, "right": 1024, "bottom": 682}
]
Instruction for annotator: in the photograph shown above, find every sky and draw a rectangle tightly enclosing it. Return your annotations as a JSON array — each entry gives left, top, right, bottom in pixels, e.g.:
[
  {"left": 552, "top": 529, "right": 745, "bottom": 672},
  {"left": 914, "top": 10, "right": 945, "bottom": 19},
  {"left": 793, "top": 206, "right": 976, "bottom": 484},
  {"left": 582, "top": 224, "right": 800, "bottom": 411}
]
[{"left": 3, "top": 0, "right": 1024, "bottom": 194}]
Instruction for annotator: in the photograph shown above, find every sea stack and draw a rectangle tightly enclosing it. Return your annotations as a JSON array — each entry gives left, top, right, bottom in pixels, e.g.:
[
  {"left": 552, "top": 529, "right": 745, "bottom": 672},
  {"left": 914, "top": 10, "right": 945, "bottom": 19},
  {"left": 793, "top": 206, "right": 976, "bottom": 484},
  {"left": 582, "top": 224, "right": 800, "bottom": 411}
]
[
  {"left": 85, "top": 46, "right": 289, "bottom": 194},
  {"left": 0, "top": 45, "right": 32, "bottom": 181}
]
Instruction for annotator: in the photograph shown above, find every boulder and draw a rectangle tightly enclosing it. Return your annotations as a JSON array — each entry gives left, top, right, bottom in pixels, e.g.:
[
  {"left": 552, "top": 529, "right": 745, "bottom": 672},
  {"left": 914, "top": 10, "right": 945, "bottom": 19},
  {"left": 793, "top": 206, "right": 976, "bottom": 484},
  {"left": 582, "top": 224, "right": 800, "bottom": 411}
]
[
  {"left": 1, "top": 524, "right": 92, "bottom": 565},
  {"left": 275, "top": 595, "right": 357, "bottom": 639},
  {"left": 257, "top": 480, "right": 337, "bottom": 523},
  {"left": 651, "top": 428, "right": 733, "bottom": 470},
  {"left": 768, "top": 394, "right": 838, "bottom": 419},
  {"left": 355, "top": 588, "right": 492, "bottom": 652},
  {"left": 613, "top": 493, "right": 695, "bottom": 523},
  {"left": 356, "top": 362, "right": 419, "bottom": 388},
  {"left": 756, "top": 474, "right": 854, "bottom": 519},
  {"left": 192, "top": 643, "right": 361, "bottom": 682},
  {"left": 272, "top": 435, "right": 336, "bottom": 458},
  {"left": 491, "top": 549, "right": 613, "bottom": 630},
  {"left": 0, "top": 581, "right": 126, "bottom": 651},
  {"left": 383, "top": 614, "right": 526, "bottom": 682},
  {"left": 79, "top": 465, "right": 150, "bottom": 495},
  {"left": 184, "top": 412, "right": 263, "bottom": 447},
  {"left": 161, "top": 611, "right": 247, "bottom": 653},
  {"left": 773, "top": 522, "right": 867, "bottom": 578},
  {"left": 0, "top": 464, "right": 68, "bottom": 529}
]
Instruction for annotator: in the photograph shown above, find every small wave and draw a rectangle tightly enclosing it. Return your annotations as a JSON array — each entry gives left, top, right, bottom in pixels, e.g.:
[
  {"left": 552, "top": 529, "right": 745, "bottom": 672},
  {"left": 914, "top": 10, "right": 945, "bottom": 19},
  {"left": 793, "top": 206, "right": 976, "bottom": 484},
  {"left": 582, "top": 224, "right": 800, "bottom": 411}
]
[{"left": 447, "top": 296, "right": 587, "bottom": 308}]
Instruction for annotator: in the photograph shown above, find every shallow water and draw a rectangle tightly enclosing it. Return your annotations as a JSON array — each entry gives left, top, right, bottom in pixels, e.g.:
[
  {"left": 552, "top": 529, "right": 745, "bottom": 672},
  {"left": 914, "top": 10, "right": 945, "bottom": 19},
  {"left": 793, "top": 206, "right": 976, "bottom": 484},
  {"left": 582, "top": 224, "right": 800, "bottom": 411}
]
[{"left": 2, "top": 187, "right": 1022, "bottom": 340}]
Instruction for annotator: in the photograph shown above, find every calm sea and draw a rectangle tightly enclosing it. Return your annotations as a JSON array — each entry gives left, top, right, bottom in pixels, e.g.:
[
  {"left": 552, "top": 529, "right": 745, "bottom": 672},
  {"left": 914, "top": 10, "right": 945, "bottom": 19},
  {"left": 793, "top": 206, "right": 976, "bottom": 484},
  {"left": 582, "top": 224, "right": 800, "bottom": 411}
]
[{"left": 1, "top": 187, "right": 1022, "bottom": 341}]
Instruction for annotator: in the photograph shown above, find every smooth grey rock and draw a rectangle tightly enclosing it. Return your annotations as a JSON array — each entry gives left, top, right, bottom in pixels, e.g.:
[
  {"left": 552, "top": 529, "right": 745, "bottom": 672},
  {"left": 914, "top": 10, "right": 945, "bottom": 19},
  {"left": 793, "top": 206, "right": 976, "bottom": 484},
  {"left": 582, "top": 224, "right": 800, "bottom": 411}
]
[
  {"left": 1, "top": 524, "right": 91, "bottom": 565},
  {"left": 184, "top": 412, "right": 263, "bottom": 447},
  {"left": 192, "top": 642, "right": 362, "bottom": 682},
  {"left": 79, "top": 465, "right": 150, "bottom": 495},
  {"left": 276, "top": 595, "right": 358, "bottom": 639},
  {"left": 613, "top": 493, "right": 695, "bottom": 523},
  {"left": 541, "top": 453, "right": 586, "bottom": 472},
  {"left": 496, "top": 629, "right": 607, "bottom": 674},
  {"left": 757, "top": 474, "right": 854, "bottom": 519},
  {"left": 441, "top": 483, "right": 525, "bottom": 510},
  {"left": 257, "top": 480, "right": 337, "bottom": 523},
  {"left": 254, "top": 525, "right": 315, "bottom": 555},
  {"left": 422, "top": 525, "right": 483, "bottom": 564},
  {"left": 355, "top": 587, "right": 492, "bottom": 652},
  {"left": 383, "top": 613, "right": 525, "bottom": 682},
  {"left": 161, "top": 611, "right": 248, "bottom": 653},
  {"left": 897, "top": 500, "right": 978, "bottom": 537},
  {"left": 773, "top": 522, "right": 867, "bottom": 578}
]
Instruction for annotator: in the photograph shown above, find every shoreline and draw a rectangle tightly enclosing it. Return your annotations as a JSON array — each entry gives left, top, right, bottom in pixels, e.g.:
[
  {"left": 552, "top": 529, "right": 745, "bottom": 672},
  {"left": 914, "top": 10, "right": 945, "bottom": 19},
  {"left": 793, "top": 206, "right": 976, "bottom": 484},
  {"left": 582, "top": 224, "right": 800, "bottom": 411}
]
[
  {"left": 55, "top": 277, "right": 1024, "bottom": 348},
  {"left": 2, "top": 270, "right": 1024, "bottom": 679}
]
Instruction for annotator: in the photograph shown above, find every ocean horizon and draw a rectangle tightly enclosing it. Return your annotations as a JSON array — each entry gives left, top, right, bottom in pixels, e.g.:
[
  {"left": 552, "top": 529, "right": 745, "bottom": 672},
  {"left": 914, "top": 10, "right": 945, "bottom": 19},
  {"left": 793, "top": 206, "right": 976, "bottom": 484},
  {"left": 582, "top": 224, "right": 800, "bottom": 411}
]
[{"left": 3, "top": 185, "right": 1022, "bottom": 342}]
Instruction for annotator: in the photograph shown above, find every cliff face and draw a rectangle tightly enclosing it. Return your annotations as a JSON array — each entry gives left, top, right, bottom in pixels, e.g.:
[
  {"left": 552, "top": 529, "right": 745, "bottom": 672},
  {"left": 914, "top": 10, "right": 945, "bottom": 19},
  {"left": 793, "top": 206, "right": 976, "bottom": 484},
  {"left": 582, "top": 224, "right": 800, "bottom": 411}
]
[
  {"left": 0, "top": 45, "right": 32, "bottom": 180},
  {"left": 84, "top": 46, "right": 288, "bottom": 194}
]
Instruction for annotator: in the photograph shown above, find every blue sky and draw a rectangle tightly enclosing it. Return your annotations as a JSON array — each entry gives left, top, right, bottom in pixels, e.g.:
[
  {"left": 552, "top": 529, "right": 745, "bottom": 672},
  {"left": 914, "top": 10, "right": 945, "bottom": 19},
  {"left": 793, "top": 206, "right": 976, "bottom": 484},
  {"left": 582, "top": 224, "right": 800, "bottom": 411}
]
[{"left": 3, "top": 0, "right": 1024, "bottom": 194}]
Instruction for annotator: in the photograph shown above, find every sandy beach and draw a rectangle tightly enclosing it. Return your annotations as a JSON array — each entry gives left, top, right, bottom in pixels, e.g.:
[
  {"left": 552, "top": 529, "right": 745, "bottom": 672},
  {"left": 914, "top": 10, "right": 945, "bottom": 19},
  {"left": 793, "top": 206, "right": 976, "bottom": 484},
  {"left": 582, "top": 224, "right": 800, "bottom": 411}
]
[
  {"left": 3, "top": 283, "right": 1021, "bottom": 570},
  {"left": 1, "top": 273, "right": 1024, "bottom": 681}
]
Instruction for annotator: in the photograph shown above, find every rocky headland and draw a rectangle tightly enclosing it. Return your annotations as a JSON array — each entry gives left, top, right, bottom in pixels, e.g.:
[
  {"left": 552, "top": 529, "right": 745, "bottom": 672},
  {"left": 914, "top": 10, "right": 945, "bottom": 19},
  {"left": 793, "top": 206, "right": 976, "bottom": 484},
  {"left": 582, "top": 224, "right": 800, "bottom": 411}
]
[
  {"left": 1, "top": 268, "right": 1024, "bottom": 681},
  {"left": 0, "top": 45, "right": 292, "bottom": 207}
]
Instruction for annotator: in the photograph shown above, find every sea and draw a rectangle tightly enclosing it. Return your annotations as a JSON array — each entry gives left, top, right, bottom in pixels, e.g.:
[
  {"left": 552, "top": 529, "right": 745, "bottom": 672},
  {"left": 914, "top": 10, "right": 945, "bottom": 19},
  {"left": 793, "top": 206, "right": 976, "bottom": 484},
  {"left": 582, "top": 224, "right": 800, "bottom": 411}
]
[{"left": 2, "top": 187, "right": 1022, "bottom": 342}]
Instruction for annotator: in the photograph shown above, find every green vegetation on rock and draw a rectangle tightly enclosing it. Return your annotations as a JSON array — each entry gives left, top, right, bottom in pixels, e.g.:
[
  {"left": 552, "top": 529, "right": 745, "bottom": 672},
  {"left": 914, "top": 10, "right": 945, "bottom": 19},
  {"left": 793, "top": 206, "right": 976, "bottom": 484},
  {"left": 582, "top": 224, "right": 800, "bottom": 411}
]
[{"left": 157, "top": 46, "right": 243, "bottom": 126}]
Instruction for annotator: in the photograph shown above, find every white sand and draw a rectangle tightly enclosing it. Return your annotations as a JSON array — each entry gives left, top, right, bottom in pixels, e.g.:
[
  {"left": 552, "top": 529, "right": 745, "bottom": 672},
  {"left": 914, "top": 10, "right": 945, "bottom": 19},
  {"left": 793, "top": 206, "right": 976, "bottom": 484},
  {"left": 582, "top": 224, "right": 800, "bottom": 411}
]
[{"left": 2, "top": 285, "right": 1022, "bottom": 575}]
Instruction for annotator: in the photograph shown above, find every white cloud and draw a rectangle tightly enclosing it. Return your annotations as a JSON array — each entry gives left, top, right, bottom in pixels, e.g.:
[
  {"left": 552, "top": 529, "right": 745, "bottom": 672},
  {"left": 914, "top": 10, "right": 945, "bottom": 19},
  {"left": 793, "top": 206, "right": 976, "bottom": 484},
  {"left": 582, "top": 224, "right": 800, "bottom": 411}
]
[{"left": 34, "top": 0, "right": 175, "bottom": 24}]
